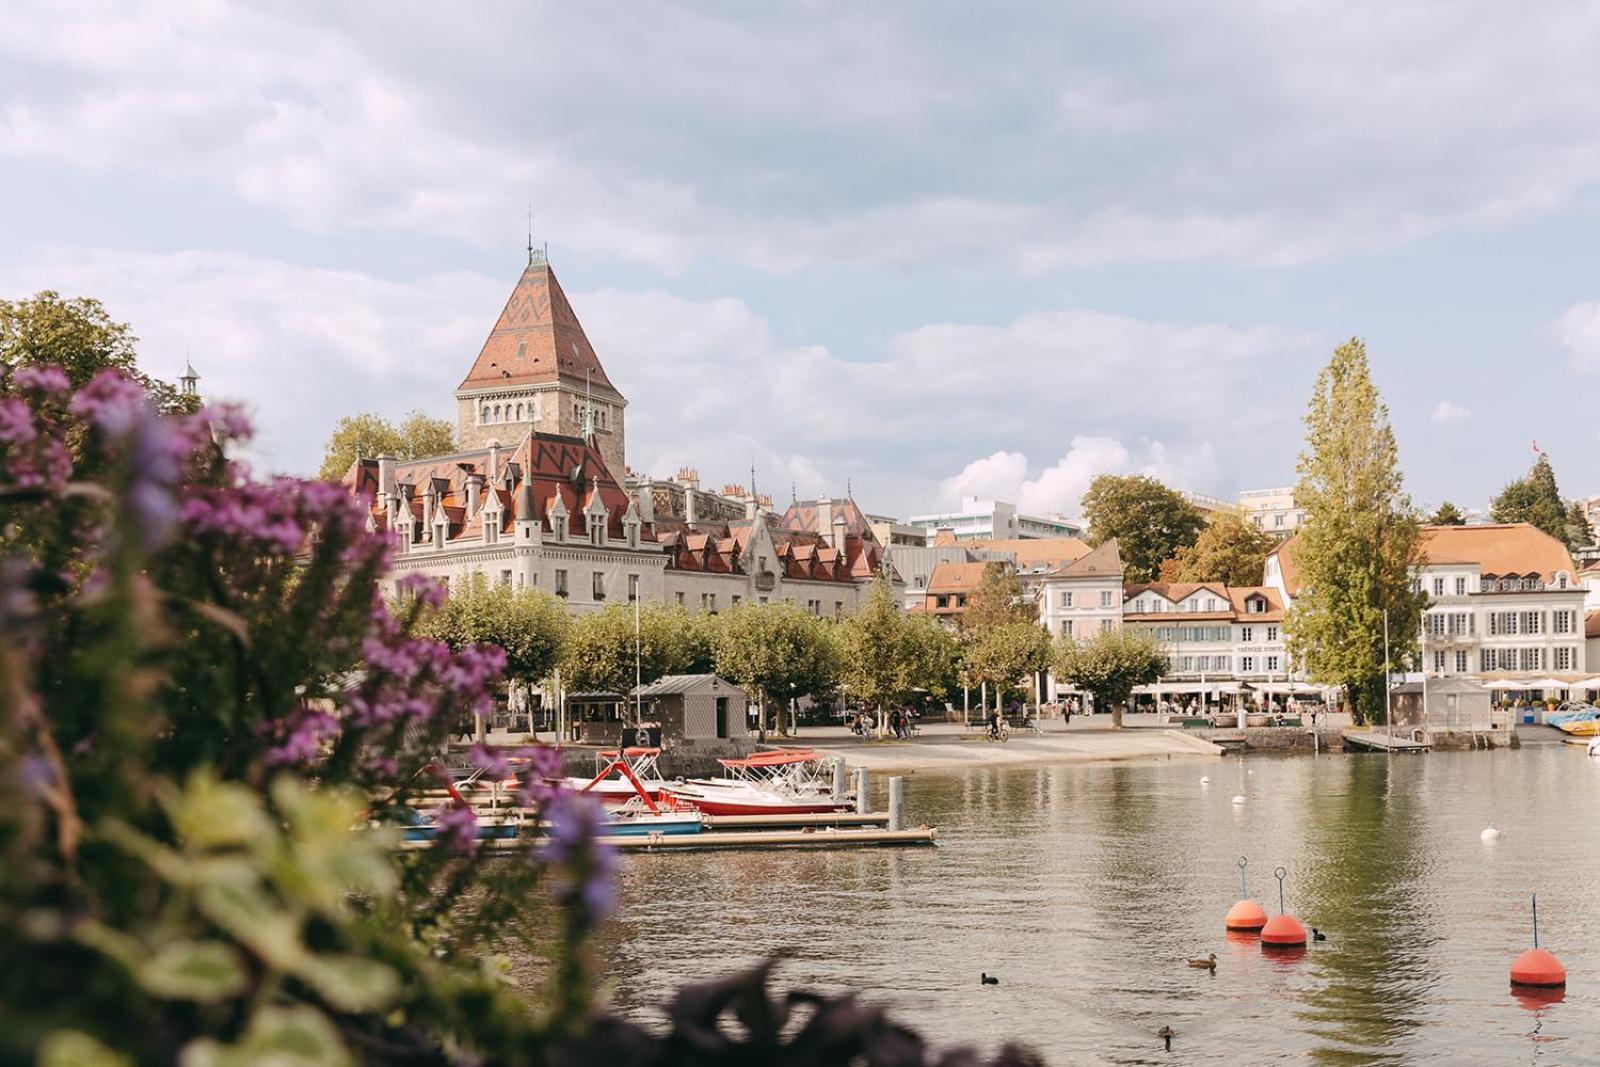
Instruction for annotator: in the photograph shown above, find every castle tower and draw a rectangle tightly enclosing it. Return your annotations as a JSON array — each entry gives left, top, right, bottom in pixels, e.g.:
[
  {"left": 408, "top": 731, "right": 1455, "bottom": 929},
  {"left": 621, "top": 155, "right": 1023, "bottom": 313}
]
[{"left": 455, "top": 252, "right": 627, "bottom": 476}]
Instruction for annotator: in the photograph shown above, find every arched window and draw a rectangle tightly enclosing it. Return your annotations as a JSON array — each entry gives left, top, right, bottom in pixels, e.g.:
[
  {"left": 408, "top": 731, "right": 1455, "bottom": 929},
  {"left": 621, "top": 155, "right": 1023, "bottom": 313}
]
[
  {"left": 493, "top": 405, "right": 502, "bottom": 423},
  {"left": 516, "top": 403, "right": 524, "bottom": 421},
  {"left": 481, "top": 403, "right": 490, "bottom": 424}
]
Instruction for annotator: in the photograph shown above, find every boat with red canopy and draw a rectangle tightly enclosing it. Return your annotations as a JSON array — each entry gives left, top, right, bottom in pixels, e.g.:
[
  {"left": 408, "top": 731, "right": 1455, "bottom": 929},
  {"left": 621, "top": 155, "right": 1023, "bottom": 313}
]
[{"left": 664, "top": 748, "right": 853, "bottom": 816}]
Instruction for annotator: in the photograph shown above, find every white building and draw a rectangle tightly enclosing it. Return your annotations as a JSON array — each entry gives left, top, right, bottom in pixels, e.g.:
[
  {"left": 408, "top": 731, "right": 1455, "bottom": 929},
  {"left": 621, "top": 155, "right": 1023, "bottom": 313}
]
[
  {"left": 1036, "top": 540, "right": 1299, "bottom": 705},
  {"left": 1239, "top": 487, "right": 1306, "bottom": 538},
  {"left": 906, "top": 497, "right": 1082, "bottom": 542},
  {"left": 1266, "top": 522, "right": 1588, "bottom": 678}
]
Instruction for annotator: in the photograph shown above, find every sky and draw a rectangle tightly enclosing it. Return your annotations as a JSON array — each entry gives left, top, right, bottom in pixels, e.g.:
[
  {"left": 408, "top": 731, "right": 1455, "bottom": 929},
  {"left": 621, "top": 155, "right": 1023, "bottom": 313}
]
[{"left": 3, "top": 1, "right": 1599, "bottom": 520}]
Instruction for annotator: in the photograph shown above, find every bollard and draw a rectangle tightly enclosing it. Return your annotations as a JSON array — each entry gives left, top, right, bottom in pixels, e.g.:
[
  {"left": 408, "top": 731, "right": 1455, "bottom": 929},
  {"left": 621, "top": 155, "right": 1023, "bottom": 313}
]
[
  {"left": 832, "top": 757, "right": 847, "bottom": 802},
  {"left": 888, "top": 776, "right": 905, "bottom": 831},
  {"left": 854, "top": 767, "right": 869, "bottom": 814}
]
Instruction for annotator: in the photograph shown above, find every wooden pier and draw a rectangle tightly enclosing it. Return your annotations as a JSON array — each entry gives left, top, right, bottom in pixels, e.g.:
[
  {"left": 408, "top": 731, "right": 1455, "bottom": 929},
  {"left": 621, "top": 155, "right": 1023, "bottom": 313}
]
[
  {"left": 399, "top": 823, "right": 937, "bottom": 853},
  {"left": 1341, "top": 729, "right": 1430, "bottom": 753}
]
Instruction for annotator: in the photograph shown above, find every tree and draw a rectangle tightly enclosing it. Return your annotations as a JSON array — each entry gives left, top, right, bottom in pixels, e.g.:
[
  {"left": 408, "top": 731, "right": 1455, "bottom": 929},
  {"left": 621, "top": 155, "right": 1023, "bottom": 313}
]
[
  {"left": 560, "top": 603, "right": 700, "bottom": 695},
  {"left": 837, "top": 578, "right": 956, "bottom": 737},
  {"left": 318, "top": 409, "right": 457, "bottom": 481},
  {"left": 413, "top": 573, "right": 571, "bottom": 684},
  {"left": 1165, "top": 509, "right": 1275, "bottom": 586},
  {"left": 1285, "top": 338, "right": 1426, "bottom": 725},
  {"left": 1491, "top": 454, "right": 1591, "bottom": 550},
  {"left": 1051, "top": 627, "right": 1168, "bottom": 728},
  {"left": 1428, "top": 501, "right": 1466, "bottom": 526},
  {"left": 713, "top": 602, "right": 840, "bottom": 740},
  {"left": 1081, "top": 474, "right": 1205, "bottom": 582},
  {"left": 964, "top": 621, "right": 1053, "bottom": 709},
  {"left": 1, "top": 290, "right": 194, "bottom": 413},
  {"left": 958, "top": 563, "right": 1036, "bottom": 632}
]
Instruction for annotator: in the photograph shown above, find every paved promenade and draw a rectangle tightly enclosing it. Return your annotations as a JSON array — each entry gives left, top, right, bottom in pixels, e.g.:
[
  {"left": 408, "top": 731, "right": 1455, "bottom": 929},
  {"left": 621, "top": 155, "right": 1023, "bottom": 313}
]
[{"left": 786, "top": 718, "right": 1224, "bottom": 772}]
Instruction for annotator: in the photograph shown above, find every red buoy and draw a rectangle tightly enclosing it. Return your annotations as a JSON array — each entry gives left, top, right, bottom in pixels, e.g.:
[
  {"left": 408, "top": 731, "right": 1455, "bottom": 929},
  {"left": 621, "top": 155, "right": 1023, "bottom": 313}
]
[
  {"left": 1261, "top": 913, "right": 1307, "bottom": 948},
  {"left": 1510, "top": 948, "right": 1566, "bottom": 988},
  {"left": 1225, "top": 899, "right": 1268, "bottom": 932}
]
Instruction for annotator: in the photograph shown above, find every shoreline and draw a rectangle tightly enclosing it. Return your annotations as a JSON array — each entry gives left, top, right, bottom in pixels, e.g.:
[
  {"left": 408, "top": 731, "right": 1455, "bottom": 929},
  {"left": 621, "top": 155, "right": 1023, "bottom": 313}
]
[{"left": 801, "top": 727, "right": 1224, "bottom": 772}]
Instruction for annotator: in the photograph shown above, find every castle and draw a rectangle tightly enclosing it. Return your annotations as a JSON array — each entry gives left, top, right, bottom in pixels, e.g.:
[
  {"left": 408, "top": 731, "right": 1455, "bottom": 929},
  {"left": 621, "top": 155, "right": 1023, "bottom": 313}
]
[{"left": 344, "top": 251, "right": 895, "bottom": 615}]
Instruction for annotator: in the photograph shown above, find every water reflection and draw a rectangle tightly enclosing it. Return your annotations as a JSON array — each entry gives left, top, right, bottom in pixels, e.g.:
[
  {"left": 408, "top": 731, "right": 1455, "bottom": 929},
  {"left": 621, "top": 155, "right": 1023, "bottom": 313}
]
[{"left": 589, "top": 749, "right": 1600, "bottom": 1063}]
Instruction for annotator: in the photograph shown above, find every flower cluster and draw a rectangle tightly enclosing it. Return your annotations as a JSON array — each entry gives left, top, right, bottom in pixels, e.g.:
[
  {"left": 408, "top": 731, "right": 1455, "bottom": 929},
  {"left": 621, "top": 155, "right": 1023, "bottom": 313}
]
[
  {"left": 540, "top": 791, "right": 617, "bottom": 928},
  {"left": 0, "top": 368, "right": 72, "bottom": 493},
  {"left": 514, "top": 745, "right": 565, "bottom": 808},
  {"left": 263, "top": 708, "right": 341, "bottom": 766},
  {"left": 434, "top": 802, "right": 479, "bottom": 855}
]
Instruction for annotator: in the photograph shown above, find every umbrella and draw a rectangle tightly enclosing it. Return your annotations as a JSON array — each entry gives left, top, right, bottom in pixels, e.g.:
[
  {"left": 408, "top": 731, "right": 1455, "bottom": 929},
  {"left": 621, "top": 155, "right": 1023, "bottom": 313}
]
[
  {"left": 1482, "top": 679, "right": 1525, "bottom": 691},
  {"left": 1525, "top": 678, "right": 1569, "bottom": 691},
  {"left": 1573, "top": 677, "right": 1600, "bottom": 692}
]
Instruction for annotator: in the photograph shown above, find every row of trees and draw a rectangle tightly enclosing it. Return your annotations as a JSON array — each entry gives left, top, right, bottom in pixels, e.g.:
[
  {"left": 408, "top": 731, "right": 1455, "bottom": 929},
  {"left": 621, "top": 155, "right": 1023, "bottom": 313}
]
[{"left": 412, "top": 568, "right": 1174, "bottom": 734}]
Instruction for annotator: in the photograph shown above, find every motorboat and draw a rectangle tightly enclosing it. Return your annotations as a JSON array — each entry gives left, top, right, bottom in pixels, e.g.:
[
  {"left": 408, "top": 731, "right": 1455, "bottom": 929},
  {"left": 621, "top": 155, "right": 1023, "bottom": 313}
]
[
  {"left": 602, "top": 798, "right": 704, "bottom": 837},
  {"left": 664, "top": 749, "right": 854, "bottom": 816},
  {"left": 565, "top": 747, "right": 671, "bottom": 806}
]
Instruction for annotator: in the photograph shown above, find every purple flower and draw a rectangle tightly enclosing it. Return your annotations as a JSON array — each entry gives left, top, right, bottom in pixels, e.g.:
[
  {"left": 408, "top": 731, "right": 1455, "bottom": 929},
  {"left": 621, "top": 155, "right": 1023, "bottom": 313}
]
[
  {"left": 396, "top": 573, "right": 446, "bottom": 610},
  {"left": 515, "top": 745, "right": 564, "bottom": 808},
  {"left": 204, "top": 403, "right": 253, "bottom": 443},
  {"left": 0, "top": 398, "right": 37, "bottom": 446},
  {"left": 69, "top": 370, "right": 149, "bottom": 437},
  {"left": 540, "top": 792, "right": 616, "bottom": 926},
  {"left": 12, "top": 364, "right": 70, "bottom": 396},
  {"left": 470, "top": 743, "right": 511, "bottom": 779},
  {"left": 264, "top": 709, "right": 340, "bottom": 766},
  {"left": 434, "top": 802, "right": 478, "bottom": 854}
]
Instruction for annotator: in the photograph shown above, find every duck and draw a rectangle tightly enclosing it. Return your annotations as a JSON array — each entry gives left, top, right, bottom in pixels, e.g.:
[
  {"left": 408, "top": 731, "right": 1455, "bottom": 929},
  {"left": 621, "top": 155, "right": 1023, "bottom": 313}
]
[
  {"left": 1186, "top": 953, "right": 1217, "bottom": 971},
  {"left": 1312, "top": 928, "right": 1327, "bottom": 942},
  {"left": 980, "top": 973, "right": 999, "bottom": 985},
  {"left": 1158, "top": 1025, "right": 1176, "bottom": 1051}
]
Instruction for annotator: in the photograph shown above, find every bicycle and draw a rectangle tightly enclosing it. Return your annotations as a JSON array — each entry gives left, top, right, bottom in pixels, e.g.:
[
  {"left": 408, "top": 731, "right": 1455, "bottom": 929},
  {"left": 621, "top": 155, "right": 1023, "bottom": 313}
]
[{"left": 986, "top": 719, "right": 1011, "bottom": 742}]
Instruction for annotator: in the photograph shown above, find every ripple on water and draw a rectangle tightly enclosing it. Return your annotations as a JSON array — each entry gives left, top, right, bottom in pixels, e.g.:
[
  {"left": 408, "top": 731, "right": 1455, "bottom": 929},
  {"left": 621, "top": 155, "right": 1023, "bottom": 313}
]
[{"left": 586, "top": 749, "right": 1600, "bottom": 1063}]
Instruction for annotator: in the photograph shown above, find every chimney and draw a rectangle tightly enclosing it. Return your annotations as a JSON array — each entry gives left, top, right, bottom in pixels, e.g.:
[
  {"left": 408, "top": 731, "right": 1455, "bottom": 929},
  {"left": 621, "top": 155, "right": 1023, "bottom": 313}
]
[
  {"left": 831, "top": 510, "right": 848, "bottom": 550},
  {"left": 377, "top": 453, "right": 397, "bottom": 495},
  {"left": 817, "top": 496, "right": 833, "bottom": 543},
  {"left": 487, "top": 442, "right": 500, "bottom": 485},
  {"left": 686, "top": 488, "right": 699, "bottom": 524},
  {"left": 465, "top": 471, "right": 483, "bottom": 517},
  {"left": 634, "top": 483, "right": 655, "bottom": 524},
  {"left": 745, "top": 492, "right": 758, "bottom": 520}
]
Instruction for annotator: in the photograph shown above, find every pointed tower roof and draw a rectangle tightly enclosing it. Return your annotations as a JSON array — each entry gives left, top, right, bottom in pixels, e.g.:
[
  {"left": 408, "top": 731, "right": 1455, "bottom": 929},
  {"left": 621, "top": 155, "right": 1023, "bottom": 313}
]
[{"left": 457, "top": 261, "right": 617, "bottom": 394}]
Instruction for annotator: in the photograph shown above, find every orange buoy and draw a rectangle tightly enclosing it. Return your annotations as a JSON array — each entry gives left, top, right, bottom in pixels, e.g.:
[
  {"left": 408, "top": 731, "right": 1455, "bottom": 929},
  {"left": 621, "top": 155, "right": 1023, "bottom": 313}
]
[
  {"left": 1225, "top": 899, "right": 1268, "bottom": 932},
  {"left": 1510, "top": 948, "right": 1566, "bottom": 988},
  {"left": 1261, "top": 913, "right": 1307, "bottom": 948}
]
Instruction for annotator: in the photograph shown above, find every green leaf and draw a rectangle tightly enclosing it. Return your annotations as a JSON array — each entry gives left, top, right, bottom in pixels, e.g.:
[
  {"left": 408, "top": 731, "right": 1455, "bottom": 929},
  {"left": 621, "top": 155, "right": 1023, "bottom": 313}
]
[
  {"left": 167, "top": 774, "right": 275, "bottom": 851},
  {"left": 196, "top": 873, "right": 304, "bottom": 971},
  {"left": 295, "top": 953, "right": 402, "bottom": 1012},
  {"left": 137, "top": 940, "right": 249, "bottom": 1002},
  {"left": 38, "top": 1030, "right": 134, "bottom": 1067},
  {"left": 180, "top": 1006, "right": 351, "bottom": 1067}
]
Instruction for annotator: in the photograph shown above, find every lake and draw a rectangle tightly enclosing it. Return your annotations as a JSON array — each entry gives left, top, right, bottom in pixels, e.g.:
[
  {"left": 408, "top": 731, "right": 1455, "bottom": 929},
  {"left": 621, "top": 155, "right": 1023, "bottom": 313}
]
[{"left": 596, "top": 746, "right": 1600, "bottom": 1064}]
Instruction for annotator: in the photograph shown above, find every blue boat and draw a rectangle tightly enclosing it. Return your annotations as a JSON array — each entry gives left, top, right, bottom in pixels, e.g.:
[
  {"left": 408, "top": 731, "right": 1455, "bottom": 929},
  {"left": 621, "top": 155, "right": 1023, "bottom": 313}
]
[{"left": 602, "top": 808, "right": 703, "bottom": 837}]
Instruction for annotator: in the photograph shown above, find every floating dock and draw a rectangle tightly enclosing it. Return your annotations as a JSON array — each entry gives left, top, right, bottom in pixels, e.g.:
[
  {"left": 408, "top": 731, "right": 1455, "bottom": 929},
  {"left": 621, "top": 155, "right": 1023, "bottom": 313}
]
[{"left": 1341, "top": 729, "right": 1430, "bottom": 753}]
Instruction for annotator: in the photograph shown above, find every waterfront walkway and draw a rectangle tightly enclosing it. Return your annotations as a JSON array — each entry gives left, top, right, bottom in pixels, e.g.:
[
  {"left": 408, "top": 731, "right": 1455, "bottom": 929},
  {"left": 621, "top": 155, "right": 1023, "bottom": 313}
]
[{"left": 793, "top": 720, "right": 1223, "bottom": 771}]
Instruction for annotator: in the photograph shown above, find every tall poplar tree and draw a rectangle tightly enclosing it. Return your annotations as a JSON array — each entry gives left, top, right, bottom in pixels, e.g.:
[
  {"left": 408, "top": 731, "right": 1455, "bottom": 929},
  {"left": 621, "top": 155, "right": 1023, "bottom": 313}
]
[{"left": 1285, "top": 338, "right": 1426, "bottom": 725}]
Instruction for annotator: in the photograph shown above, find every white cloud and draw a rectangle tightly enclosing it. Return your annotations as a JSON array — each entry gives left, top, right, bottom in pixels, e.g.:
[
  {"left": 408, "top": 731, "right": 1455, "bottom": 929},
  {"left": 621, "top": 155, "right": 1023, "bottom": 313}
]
[
  {"left": 6, "top": 3, "right": 1600, "bottom": 272},
  {"left": 1556, "top": 301, "right": 1600, "bottom": 371},
  {"left": 1431, "top": 400, "right": 1472, "bottom": 424},
  {"left": 0, "top": 245, "right": 1296, "bottom": 513},
  {"left": 936, "top": 437, "right": 1219, "bottom": 520}
]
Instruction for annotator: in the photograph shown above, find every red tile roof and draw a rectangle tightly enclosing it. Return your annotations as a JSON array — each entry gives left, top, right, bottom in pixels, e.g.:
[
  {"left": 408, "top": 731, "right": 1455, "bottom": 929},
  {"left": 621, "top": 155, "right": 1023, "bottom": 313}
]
[{"left": 456, "top": 262, "right": 616, "bottom": 394}]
